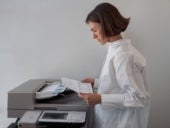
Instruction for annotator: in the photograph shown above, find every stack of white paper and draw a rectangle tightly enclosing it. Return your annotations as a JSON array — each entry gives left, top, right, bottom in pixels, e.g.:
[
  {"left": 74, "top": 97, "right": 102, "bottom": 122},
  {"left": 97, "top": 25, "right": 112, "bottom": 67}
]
[
  {"left": 36, "top": 82, "right": 66, "bottom": 99},
  {"left": 61, "top": 77, "right": 93, "bottom": 93}
]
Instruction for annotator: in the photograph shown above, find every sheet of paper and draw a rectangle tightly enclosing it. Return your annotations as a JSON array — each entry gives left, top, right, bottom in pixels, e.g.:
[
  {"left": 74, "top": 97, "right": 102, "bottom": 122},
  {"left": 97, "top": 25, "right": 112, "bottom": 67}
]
[
  {"left": 40, "top": 82, "right": 61, "bottom": 93},
  {"left": 61, "top": 77, "right": 80, "bottom": 93},
  {"left": 61, "top": 77, "right": 93, "bottom": 93},
  {"left": 79, "top": 83, "right": 93, "bottom": 93}
]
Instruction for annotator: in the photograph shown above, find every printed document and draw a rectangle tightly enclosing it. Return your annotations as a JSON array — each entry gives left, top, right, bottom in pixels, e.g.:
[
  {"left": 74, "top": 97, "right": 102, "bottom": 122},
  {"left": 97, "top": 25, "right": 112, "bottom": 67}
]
[{"left": 61, "top": 77, "right": 93, "bottom": 93}]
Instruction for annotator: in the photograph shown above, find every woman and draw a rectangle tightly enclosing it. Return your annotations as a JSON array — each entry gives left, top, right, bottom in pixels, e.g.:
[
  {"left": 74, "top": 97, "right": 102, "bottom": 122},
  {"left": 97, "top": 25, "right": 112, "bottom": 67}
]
[{"left": 79, "top": 2, "right": 151, "bottom": 128}]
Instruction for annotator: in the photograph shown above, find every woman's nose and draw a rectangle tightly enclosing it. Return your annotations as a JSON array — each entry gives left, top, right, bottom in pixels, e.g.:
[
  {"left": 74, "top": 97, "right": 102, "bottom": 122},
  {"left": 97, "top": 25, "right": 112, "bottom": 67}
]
[{"left": 93, "top": 34, "right": 97, "bottom": 39}]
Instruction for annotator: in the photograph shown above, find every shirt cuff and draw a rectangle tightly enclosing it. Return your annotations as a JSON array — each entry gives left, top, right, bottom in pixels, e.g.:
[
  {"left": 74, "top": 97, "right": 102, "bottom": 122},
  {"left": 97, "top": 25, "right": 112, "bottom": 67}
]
[{"left": 101, "top": 94, "right": 124, "bottom": 105}]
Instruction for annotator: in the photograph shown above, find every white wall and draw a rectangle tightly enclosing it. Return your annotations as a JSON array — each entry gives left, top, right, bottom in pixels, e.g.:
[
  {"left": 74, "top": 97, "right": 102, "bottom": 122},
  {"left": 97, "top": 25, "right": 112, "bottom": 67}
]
[{"left": 0, "top": 0, "right": 170, "bottom": 128}]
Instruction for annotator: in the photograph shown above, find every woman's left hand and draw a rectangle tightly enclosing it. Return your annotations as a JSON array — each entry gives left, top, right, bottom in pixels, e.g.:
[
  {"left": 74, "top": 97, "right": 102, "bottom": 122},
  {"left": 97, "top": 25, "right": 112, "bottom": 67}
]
[{"left": 79, "top": 93, "right": 101, "bottom": 106}]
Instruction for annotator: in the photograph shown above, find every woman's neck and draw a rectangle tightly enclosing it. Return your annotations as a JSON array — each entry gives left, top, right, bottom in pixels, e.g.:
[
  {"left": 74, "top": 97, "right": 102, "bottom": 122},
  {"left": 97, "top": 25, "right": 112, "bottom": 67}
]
[{"left": 107, "top": 34, "right": 123, "bottom": 43}]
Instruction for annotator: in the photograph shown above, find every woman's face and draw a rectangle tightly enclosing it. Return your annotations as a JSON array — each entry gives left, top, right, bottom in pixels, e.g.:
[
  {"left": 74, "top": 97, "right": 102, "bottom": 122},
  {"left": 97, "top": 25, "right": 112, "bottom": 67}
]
[{"left": 88, "top": 21, "right": 107, "bottom": 45}]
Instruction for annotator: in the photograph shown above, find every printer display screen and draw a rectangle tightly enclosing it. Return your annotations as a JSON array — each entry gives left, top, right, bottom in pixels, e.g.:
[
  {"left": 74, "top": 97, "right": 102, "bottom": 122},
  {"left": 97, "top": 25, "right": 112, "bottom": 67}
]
[{"left": 42, "top": 112, "right": 68, "bottom": 120}]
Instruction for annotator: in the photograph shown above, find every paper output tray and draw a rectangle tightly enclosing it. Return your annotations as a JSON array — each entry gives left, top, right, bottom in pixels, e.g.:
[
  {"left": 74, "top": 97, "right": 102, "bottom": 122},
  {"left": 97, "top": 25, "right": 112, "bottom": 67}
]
[{"left": 36, "top": 89, "right": 86, "bottom": 105}]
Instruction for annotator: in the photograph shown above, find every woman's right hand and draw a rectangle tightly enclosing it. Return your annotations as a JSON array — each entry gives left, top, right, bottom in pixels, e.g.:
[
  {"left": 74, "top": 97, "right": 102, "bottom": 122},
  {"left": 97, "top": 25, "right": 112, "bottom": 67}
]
[{"left": 81, "top": 78, "right": 94, "bottom": 86}]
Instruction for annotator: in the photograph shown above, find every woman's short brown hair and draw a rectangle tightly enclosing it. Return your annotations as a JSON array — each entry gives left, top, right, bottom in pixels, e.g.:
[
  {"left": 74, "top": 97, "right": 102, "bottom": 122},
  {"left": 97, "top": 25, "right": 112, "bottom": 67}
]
[{"left": 86, "top": 3, "right": 130, "bottom": 38}]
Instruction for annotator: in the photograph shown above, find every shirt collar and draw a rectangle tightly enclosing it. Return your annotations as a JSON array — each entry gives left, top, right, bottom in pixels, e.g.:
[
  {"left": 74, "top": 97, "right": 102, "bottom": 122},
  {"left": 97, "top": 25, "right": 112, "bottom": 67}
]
[{"left": 110, "top": 39, "right": 131, "bottom": 48}]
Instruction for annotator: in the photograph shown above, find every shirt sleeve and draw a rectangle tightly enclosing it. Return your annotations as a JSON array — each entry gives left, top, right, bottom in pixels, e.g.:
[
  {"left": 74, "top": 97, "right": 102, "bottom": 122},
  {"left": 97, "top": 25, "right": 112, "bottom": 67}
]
[
  {"left": 93, "top": 78, "right": 99, "bottom": 88},
  {"left": 101, "top": 53, "right": 151, "bottom": 108}
]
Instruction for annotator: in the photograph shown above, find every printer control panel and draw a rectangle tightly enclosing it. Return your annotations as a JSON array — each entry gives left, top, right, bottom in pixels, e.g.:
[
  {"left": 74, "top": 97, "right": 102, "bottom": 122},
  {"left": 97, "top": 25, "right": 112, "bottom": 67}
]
[
  {"left": 38, "top": 110, "right": 86, "bottom": 124},
  {"left": 67, "top": 111, "right": 86, "bottom": 122},
  {"left": 17, "top": 110, "right": 87, "bottom": 128}
]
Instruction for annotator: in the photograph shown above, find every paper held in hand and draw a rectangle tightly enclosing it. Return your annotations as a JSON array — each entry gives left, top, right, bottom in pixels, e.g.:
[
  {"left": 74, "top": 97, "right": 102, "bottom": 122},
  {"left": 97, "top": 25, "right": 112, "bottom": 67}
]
[{"left": 61, "top": 77, "right": 93, "bottom": 93}]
